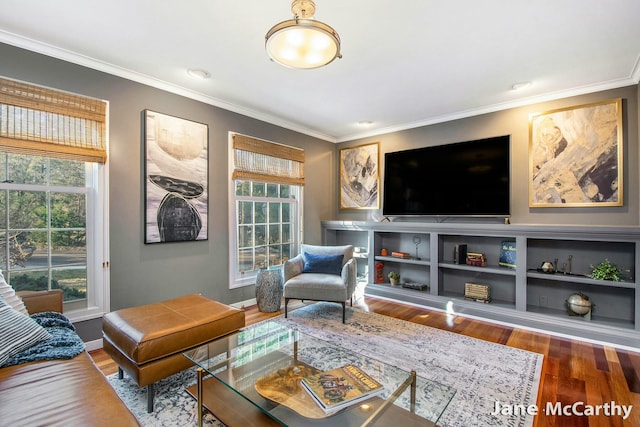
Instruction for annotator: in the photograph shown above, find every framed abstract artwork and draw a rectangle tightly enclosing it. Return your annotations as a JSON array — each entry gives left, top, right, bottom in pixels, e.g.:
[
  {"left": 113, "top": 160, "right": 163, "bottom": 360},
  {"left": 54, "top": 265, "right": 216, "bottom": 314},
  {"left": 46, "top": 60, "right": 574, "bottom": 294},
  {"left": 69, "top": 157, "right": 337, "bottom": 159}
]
[
  {"left": 339, "top": 142, "right": 380, "bottom": 209},
  {"left": 144, "top": 110, "right": 209, "bottom": 243},
  {"left": 529, "top": 98, "right": 623, "bottom": 207}
]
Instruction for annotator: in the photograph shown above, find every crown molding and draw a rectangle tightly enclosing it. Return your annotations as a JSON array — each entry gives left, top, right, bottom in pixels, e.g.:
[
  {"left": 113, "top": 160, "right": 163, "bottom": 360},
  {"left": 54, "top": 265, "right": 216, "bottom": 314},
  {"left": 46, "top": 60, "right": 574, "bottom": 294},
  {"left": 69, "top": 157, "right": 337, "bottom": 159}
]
[
  {"left": 337, "top": 76, "right": 639, "bottom": 143},
  {"left": 630, "top": 54, "right": 640, "bottom": 84},
  {"left": 0, "top": 30, "right": 337, "bottom": 143},
  {"left": 2, "top": 30, "right": 636, "bottom": 145}
]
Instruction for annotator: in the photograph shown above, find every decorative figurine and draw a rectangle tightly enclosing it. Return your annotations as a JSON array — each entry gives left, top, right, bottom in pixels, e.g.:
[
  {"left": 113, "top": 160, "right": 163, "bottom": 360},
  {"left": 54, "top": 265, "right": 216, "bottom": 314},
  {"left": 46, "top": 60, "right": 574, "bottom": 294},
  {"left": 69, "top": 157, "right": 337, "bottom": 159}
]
[
  {"left": 566, "top": 292, "right": 592, "bottom": 320},
  {"left": 412, "top": 235, "right": 422, "bottom": 260},
  {"left": 540, "top": 261, "right": 555, "bottom": 273}
]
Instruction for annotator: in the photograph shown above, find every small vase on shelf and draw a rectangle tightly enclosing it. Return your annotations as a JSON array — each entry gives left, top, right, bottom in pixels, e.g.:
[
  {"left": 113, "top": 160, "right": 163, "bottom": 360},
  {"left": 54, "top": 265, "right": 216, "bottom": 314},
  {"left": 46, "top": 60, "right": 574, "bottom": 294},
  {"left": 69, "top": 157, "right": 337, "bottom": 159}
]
[{"left": 388, "top": 272, "right": 400, "bottom": 286}]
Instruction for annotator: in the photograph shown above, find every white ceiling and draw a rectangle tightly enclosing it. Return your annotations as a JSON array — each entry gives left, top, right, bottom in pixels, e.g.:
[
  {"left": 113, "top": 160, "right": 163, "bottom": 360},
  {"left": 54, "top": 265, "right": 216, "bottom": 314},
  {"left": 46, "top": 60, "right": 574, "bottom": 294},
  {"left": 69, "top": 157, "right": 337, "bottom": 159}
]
[{"left": 1, "top": 0, "right": 639, "bottom": 142}]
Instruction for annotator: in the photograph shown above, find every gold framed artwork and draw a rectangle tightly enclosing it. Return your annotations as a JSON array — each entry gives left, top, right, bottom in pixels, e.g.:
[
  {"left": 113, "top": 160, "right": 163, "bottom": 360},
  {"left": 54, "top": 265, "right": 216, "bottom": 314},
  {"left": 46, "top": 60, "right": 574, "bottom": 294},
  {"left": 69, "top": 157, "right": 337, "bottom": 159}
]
[
  {"left": 339, "top": 142, "right": 380, "bottom": 209},
  {"left": 529, "top": 98, "right": 623, "bottom": 207}
]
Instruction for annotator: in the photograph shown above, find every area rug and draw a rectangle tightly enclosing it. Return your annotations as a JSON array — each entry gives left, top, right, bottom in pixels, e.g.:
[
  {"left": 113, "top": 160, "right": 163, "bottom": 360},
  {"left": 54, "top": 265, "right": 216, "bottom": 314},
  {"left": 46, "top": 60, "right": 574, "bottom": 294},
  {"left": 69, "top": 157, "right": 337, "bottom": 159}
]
[{"left": 108, "top": 302, "right": 543, "bottom": 427}]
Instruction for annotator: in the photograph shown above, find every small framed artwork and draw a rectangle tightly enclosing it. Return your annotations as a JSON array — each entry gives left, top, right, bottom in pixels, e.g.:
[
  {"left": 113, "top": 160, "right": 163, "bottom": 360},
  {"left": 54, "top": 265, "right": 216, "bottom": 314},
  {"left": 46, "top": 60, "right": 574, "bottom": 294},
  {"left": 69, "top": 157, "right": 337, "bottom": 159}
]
[
  {"left": 144, "top": 110, "right": 209, "bottom": 243},
  {"left": 340, "top": 142, "right": 380, "bottom": 209},
  {"left": 529, "top": 98, "right": 623, "bottom": 207}
]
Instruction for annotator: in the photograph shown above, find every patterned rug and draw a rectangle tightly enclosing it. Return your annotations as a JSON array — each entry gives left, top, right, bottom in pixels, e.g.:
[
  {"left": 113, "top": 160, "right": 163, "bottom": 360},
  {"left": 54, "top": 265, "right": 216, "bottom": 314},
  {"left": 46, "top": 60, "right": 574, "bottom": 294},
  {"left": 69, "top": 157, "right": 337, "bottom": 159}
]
[{"left": 108, "top": 302, "right": 543, "bottom": 426}]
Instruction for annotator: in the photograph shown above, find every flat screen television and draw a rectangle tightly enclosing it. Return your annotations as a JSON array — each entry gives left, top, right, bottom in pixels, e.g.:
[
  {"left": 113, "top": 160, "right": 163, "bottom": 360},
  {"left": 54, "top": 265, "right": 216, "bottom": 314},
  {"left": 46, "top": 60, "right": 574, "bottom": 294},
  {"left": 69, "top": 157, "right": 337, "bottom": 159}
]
[{"left": 382, "top": 135, "right": 510, "bottom": 217}]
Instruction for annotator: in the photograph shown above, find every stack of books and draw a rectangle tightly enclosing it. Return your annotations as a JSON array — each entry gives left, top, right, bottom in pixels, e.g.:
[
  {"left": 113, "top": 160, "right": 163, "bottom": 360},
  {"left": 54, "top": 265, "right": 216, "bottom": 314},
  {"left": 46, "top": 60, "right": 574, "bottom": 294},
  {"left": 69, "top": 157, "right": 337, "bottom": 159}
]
[
  {"left": 465, "top": 282, "right": 491, "bottom": 303},
  {"left": 391, "top": 251, "right": 411, "bottom": 259},
  {"left": 300, "top": 364, "right": 384, "bottom": 415},
  {"left": 466, "top": 252, "right": 487, "bottom": 267}
]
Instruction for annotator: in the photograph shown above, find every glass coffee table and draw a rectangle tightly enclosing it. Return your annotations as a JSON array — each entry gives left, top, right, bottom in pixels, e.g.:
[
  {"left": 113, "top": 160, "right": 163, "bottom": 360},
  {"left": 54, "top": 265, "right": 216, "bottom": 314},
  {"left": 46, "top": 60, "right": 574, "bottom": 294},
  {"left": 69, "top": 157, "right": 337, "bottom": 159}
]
[{"left": 183, "top": 321, "right": 455, "bottom": 427}]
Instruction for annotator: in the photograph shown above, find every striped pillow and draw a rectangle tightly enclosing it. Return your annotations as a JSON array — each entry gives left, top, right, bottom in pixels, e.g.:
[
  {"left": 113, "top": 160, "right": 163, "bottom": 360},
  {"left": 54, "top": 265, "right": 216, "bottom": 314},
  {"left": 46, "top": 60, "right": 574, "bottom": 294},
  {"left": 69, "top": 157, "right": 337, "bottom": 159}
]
[
  {"left": 0, "top": 294, "right": 51, "bottom": 366},
  {"left": 0, "top": 270, "right": 28, "bottom": 315}
]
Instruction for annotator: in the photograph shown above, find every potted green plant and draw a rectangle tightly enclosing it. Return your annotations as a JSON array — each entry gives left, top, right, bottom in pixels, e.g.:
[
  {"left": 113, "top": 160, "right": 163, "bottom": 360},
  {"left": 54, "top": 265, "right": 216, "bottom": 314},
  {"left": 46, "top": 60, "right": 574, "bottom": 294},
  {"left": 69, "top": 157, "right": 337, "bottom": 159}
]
[
  {"left": 388, "top": 271, "right": 401, "bottom": 286},
  {"left": 590, "top": 259, "right": 623, "bottom": 282}
]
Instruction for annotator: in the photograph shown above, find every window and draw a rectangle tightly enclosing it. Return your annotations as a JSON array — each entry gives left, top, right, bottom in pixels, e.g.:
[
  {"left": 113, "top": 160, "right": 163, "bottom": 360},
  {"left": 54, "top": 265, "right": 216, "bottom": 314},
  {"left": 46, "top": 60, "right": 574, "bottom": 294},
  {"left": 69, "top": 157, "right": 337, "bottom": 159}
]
[
  {"left": 0, "top": 77, "right": 108, "bottom": 322},
  {"left": 229, "top": 133, "right": 304, "bottom": 289},
  {"left": 233, "top": 180, "right": 300, "bottom": 285}
]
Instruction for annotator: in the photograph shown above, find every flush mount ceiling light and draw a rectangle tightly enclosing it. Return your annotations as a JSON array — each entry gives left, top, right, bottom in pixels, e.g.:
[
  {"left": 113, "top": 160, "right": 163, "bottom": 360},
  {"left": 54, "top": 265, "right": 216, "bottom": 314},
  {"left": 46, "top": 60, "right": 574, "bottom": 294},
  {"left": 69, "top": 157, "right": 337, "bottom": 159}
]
[
  {"left": 511, "top": 81, "right": 532, "bottom": 91},
  {"left": 187, "top": 68, "right": 211, "bottom": 79},
  {"left": 265, "top": 0, "right": 342, "bottom": 69}
]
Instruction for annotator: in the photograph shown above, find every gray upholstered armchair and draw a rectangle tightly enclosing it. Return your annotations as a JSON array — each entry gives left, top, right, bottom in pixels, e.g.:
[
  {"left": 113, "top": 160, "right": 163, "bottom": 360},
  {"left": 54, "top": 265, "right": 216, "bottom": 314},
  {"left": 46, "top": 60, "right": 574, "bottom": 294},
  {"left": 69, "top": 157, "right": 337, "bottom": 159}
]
[{"left": 283, "top": 244, "right": 357, "bottom": 323}]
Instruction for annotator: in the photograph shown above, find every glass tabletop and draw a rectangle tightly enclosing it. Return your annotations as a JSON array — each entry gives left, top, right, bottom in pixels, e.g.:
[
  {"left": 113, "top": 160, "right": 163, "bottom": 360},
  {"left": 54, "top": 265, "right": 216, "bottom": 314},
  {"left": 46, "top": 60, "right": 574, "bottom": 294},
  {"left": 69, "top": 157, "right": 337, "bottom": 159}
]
[{"left": 183, "top": 321, "right": 456, "bottom": 426}]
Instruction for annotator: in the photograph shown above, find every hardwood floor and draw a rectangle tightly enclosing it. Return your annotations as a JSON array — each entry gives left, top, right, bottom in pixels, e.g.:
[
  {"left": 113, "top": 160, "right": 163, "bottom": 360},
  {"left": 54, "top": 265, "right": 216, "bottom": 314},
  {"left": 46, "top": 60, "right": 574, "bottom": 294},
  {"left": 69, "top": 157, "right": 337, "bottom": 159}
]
[{"left": 90, "top": 296, "right": 640, "bottom": 426}]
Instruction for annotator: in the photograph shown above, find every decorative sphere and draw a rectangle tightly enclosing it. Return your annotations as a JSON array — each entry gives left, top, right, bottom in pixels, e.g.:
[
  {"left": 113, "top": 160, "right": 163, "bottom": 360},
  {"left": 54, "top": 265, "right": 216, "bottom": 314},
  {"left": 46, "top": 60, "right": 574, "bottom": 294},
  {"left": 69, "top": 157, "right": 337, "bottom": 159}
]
[
  {"left": 567, "top": 293, "right": 592, "bottom": 315},
  {"left": 540, "top": 261, "right": 555, "bottom": 273}
]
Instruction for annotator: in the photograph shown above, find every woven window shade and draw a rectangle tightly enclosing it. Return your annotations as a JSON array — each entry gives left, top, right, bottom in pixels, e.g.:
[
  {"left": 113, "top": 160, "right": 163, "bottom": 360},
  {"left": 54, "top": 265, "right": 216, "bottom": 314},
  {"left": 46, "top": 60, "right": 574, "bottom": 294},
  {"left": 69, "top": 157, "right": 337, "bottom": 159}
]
[
  {"left": 232, "top": 134, "right": 304, "bottom": 186},
  {"left": 0, "top": 77, "right": 107, "bottom": 164}
]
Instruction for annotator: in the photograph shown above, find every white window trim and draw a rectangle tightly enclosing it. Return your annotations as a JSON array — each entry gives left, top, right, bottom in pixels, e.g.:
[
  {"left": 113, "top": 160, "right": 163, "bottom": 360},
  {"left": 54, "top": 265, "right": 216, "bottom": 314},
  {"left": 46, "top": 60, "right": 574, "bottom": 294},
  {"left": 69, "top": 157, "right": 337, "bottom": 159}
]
[
  {"left": 67, "top": 105, "right": 110, "bottom": 322},
  {"left": 0, "top": 161, "right": 109, "bottom": 323},
  {"left": 0, "top": 80, "right": 109, "bottom": 323},
  {"left": 65, "top": 160, "right": 109, "bottom": 323},
  {"left": 227, "top": 132, "right": 303, "bottom": 289}
]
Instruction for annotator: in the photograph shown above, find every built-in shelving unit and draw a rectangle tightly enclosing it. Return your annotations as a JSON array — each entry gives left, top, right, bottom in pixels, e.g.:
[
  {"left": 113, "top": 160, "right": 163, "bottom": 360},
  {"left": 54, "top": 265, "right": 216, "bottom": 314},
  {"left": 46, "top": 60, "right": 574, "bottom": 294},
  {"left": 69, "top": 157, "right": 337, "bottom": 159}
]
[{"left": 322, "top": 221, "right": 640, "bottom": 348}]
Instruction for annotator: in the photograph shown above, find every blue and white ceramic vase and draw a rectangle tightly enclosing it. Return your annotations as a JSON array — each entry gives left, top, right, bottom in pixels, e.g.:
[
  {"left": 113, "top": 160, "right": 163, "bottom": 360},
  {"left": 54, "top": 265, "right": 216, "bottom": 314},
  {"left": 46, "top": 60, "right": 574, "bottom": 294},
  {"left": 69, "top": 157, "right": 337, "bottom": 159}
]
[{"left": 256, "top": 267, "right": 283, "bottom": 312}]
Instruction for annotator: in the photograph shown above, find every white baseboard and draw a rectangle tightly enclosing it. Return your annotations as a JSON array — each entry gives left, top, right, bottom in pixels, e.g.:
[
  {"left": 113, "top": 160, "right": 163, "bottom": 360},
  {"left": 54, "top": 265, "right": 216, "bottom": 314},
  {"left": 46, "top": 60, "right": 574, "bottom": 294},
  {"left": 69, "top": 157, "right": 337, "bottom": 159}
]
[{"left": 85, "top": 338, "right": 103, "bottom": 352}]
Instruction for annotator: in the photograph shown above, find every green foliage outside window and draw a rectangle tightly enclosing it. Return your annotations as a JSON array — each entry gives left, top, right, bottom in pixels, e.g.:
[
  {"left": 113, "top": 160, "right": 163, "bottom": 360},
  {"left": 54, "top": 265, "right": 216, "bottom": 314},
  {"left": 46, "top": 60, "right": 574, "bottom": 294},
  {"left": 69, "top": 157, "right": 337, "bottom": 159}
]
[
  {"left": 0, "top": 153, "right": 88, "bottom": 301},
  {"left": 235, "top": 180, "right": 297, "bottom": 273}
]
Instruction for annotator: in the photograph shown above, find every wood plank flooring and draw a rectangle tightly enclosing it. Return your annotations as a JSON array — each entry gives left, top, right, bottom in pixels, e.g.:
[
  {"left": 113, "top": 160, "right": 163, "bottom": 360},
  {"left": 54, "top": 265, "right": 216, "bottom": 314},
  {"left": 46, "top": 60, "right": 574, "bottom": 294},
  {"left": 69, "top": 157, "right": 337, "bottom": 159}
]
[{"left": 90, "top": 296, "right": 640, "bottom": 426}]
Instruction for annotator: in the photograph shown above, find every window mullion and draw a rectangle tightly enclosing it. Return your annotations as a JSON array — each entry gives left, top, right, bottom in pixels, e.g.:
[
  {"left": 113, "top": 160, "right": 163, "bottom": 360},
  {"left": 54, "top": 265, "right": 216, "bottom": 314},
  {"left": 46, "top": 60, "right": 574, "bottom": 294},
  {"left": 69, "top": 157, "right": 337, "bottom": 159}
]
[
  {"left": 2, "top": 188, "right": 8, "bottom": 273},
  {"left": 46, "top": 185, "right": 52, "bottom": 290}
]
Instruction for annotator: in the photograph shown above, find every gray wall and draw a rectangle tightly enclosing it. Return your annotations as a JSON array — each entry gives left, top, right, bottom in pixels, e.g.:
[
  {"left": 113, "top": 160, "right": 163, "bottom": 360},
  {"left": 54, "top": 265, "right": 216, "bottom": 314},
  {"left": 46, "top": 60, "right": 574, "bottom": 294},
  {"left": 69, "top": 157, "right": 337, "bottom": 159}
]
[
  {"left": 337, "top": 85, "right": 639, "bottom": 226},
  {"left": 2, "top": 42, "right": 638, "bottom": 342},
  {"left": 0, "top": 43, "right": 335, "bottom": 341}
]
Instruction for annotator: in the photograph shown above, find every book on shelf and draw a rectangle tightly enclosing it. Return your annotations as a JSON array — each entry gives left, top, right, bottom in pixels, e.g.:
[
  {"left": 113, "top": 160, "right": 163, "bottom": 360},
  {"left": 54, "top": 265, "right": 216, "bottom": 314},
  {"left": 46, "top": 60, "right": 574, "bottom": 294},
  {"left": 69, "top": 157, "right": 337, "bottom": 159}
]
[
  {"left": 464, "top": 296, "right": 492, "bottom": 303},
  {"left": 465, "top": 282, "right": 491, "bottom": 303},
  {"left": 466, "top": 252, "right": 487, "bottom": 266},
  {"left": 391, "top": 251, "right": 411, "bottom": 259},
  {"left": 300, "top": 364, "right": 384, "bottom": 415},
  {"left": 498, "top": 240, "right": 516, "bottom": 269}
]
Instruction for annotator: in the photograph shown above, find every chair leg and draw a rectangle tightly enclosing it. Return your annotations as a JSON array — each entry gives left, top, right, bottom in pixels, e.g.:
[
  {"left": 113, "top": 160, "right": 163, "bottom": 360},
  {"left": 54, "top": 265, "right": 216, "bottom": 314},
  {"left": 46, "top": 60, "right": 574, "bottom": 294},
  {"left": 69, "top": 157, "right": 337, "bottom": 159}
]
[
  {"left": 284, "top": 298, "right": 289, "bottom": 318},
  {"left": 118, "top": 366, "right": 124, "bottom": 379},
  {"left": 350, "top": 296, "right": 353, "bottom": 306},
  {"left": 341, "top": 301, "right": 346, "bottom": 323}
]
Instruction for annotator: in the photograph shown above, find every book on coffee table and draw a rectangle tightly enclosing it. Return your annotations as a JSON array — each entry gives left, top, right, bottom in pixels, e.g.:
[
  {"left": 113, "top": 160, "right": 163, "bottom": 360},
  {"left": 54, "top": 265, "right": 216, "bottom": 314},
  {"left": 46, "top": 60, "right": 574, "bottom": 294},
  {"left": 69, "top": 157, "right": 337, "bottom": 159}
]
[{"left": 300, "top": 364, "right": 384, "bottom": 415}]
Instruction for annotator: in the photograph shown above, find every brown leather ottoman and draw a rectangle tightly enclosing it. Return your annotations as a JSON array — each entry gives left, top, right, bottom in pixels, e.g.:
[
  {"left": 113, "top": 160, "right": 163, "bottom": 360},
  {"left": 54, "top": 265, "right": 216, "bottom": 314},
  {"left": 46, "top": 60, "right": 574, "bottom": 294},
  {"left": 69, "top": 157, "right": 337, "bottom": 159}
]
[{"left": 102, "top": 294, "right": 245, "bottom": 412}]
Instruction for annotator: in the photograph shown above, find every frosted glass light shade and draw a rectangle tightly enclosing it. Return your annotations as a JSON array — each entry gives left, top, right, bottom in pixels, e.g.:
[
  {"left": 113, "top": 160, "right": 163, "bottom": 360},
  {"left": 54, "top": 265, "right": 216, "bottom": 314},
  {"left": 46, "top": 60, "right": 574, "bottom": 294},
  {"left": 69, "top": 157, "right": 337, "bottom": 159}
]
[{"left": 266, "top": 18, "right": 341, "bottom": 69}]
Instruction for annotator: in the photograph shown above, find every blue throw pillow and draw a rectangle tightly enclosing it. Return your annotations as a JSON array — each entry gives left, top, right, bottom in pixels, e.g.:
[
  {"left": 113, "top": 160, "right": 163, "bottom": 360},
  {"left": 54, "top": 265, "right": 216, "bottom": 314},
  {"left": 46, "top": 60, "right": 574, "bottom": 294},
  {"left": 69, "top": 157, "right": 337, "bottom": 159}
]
[{"left": 302, "top": 252, "right": 344, "bottom": 275}]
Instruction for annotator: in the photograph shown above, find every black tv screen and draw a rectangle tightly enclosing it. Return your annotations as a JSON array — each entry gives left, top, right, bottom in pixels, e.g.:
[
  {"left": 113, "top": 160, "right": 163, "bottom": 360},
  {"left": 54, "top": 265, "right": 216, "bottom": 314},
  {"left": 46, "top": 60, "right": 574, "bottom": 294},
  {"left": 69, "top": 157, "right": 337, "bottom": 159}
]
[{"left": 382, "top": 135, "right": 511, "bottom": 216}]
